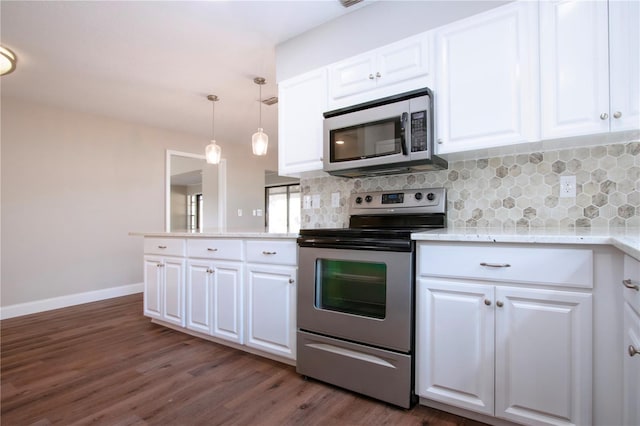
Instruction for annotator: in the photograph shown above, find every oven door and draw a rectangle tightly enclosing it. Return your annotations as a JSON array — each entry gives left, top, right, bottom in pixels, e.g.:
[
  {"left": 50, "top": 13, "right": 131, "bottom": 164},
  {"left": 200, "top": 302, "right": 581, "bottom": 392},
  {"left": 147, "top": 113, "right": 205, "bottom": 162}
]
[{"left": 297, "top": 246, "right": 413, "bottom": 352}]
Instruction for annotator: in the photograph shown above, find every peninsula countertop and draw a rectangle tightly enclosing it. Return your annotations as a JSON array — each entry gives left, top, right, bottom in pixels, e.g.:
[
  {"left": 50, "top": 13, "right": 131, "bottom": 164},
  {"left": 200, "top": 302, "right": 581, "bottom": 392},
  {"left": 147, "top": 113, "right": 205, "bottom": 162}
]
[
  {"left": 129, "top": 231, "right": 299, "bottom": 239},
  {"left": 411, "top": 227, "right": 640, "bottom": 260}
]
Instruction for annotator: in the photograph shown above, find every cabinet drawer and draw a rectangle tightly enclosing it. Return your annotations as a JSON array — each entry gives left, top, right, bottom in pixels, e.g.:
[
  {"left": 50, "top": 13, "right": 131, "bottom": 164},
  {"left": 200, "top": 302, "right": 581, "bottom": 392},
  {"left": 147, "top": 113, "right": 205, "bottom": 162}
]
[
  {"left": 623, "top": 255, "right": 640, "bottom": 313},
  {"left": 246, "top": 240, "right": 297, "bottom": 265},
  {"left": 418, "top": 244, "right": 593, "bottom": 288},
  {"left": 144, "top": 238, "right": 185, "bottom": 257},
  {"left": 187, "top": 239, "right": 243, "bottom": 261}
]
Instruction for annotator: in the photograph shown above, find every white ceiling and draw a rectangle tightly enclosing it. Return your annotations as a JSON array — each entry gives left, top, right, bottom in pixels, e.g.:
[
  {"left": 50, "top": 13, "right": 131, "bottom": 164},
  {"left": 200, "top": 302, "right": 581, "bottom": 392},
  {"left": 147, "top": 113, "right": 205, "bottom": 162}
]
[{"left": 0, "top": 0, "right": 369, "bottom": 146}]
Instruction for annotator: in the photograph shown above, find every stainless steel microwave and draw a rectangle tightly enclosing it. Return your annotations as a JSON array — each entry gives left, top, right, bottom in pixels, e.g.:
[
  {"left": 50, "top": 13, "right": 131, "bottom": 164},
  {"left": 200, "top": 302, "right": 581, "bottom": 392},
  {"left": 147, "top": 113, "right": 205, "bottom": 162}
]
[{"left": 323, "top": 88, "right": 447, "bottom": 178}]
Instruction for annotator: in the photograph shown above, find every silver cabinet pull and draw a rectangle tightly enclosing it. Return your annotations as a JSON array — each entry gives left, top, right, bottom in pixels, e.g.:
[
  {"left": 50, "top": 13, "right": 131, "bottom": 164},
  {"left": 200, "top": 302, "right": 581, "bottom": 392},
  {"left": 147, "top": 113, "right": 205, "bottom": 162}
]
[
  {"left": 629, "top": 345, "right": 640, "bottom": 357},
  {"left": 158, "top": 245, "right": 167, "bottom": 249},
  {"left": 600, "top": 112, "right": 609, "bottom": 120},
  {"left": 289, "top": 278, "right": 295, "bottom": 284},
  {"left": 496, "top": 301, "right": 504, "bottom": 308},
  {"left": 622, "top": 279, "right": 639, "bottom": 291},
  {"left": 207, "top": 248, "right": 218, "bottom": 252},
  {"left": 262, "top": 251, "right": 277, "bottom": 255},
  {"left": 484, "top": 299, "right": 492, "bottom": 306},
  {"left": 368, "top": 74, "right": 374, "bottom": 80},
  {"left": 613, "top": 111, "right": 622, "bottom": 119},
  {"left": 480, "top": 262, "right": 511, "bottom": 268},
  {"left": 437, "top": 138, "right": 443, "bottom": 144},
  {"left": 156, "top": 263, "right": 162, "bottom": 268},
  {"left": 206, "top": 268, "right": 214, "bottom": 274},
  {"left": 376, "top": 72, "right": 381, "bottom": 78}
]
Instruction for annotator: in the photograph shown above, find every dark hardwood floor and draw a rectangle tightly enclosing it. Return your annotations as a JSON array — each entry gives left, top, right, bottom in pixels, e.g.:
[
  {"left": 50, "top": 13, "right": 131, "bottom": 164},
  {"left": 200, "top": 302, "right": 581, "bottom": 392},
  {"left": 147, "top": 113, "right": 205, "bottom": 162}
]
[{"left": 1, "top": 294, "right": 484, "bottom": 426}]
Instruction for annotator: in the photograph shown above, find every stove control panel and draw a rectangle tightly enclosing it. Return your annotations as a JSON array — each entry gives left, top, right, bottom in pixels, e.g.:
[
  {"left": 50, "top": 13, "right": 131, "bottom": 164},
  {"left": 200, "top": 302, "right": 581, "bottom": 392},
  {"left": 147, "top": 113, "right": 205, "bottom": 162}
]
[{"left": 350, "top": 187, "right": 446, "bottom": 215}]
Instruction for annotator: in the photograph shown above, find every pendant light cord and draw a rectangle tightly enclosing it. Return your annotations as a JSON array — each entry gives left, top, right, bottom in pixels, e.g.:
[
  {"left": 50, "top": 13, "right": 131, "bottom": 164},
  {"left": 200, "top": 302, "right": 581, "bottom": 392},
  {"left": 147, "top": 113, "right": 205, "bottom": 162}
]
[
  {"left": 211, "top": 99, "right": 215, "bottom": 140},
  {"left": 258, "top": 83, "right": 262, "bottom": 128}
]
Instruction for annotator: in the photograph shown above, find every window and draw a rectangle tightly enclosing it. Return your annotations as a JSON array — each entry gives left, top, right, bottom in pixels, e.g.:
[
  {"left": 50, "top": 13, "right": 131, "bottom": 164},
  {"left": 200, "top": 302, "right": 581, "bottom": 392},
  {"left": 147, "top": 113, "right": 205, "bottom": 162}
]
[
  {"left": 266, "top": 184, "right": 300, "bottom": 233},
  {"left": 187, "top": 193, "right": 203, "bottom": 232}
]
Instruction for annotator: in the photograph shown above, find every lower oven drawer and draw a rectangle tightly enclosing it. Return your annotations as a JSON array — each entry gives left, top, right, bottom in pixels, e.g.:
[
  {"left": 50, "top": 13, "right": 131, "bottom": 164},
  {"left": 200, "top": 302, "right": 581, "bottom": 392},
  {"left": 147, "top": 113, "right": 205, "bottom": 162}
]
[{"left": 296, "top": 330, "right": 413, "bottom": 409}]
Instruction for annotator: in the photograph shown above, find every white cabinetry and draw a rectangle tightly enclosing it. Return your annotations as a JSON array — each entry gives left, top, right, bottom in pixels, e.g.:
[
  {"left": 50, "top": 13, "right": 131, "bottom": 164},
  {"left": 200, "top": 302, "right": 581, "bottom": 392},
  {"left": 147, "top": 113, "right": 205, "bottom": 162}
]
[
  {"left": 540, "top": 0, "right": 640, "bottom": 139},
  {"left": 186, "top": 239, "right": 243, "bottom": 343},
  {"left": 278, "top": 68, "right": 327, "bottom": 176},
  {"left": 417, "top": 243, "right": 593, "bottom": 426},
  {"left": 245, "top": 240, "right": 297, "bottom": 360},
  {"left": 143, "top": 238, "right": 186, "bottom": 327},
  {"left": 435, "top": 1, "right": 539, "bottom": 153},
  {"left": 622, "top": 255, "right": 640, "bottom": 426},
  {"left": 328, "top": 33, "right": 433, "bottom": 110}
]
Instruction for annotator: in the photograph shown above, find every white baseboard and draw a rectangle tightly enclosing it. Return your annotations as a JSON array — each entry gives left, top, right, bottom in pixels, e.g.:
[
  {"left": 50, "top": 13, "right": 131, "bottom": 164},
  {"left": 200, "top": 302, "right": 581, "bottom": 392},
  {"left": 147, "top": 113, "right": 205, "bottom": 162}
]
[{"left": 0, "top": 282, "right": 144, "bottom": 320}]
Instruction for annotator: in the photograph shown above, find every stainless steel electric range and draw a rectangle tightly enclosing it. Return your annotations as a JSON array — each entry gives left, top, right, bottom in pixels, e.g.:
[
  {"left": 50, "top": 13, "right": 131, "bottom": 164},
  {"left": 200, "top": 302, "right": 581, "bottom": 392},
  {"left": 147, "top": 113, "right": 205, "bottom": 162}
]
[{"left": 296, "top": 187, "right": 446, "bottom": 408}]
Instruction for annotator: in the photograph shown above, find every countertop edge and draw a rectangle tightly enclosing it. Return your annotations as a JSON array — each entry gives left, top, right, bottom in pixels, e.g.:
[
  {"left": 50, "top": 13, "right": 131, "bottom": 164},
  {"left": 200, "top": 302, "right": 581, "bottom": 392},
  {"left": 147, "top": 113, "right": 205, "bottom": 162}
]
[
  {"left": 411, "top": 229, "right": 640, "bottom": 260},
  {"left": 129, "top": 231, "right": 298, "bottom": 239}
]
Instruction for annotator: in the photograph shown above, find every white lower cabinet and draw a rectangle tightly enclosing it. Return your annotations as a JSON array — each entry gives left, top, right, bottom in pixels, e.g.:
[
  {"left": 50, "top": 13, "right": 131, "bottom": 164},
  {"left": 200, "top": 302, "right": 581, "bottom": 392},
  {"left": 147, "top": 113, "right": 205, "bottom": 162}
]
[
  {"left": 245, "top": 264, "right": 297, "bottom": 360},
  {"left": 144, "top": 255, "right": 186, "bottom": 327},
  {"left": 186, "top": 259, "right": 243, "bottom": 344},
  {"left": 622, "top": 255, "right": 640, "bottom": 426},
  {"left": 417, "top": 243, "right": 593, "bottom": 426}
]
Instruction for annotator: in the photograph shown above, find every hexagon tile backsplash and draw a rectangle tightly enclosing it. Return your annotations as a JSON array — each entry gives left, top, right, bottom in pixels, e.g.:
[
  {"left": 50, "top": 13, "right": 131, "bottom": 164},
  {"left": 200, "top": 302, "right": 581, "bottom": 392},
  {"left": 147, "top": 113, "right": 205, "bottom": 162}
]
[{"left": 300, "top": 141, "right": 640, "bottom": 230}]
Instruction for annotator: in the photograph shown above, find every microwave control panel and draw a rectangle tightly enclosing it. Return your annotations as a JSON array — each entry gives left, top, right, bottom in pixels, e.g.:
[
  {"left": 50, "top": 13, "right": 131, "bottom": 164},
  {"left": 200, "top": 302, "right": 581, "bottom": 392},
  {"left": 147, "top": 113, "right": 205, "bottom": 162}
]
[{"left": 410, "top": 110, "right": 428, "bottom": 152}]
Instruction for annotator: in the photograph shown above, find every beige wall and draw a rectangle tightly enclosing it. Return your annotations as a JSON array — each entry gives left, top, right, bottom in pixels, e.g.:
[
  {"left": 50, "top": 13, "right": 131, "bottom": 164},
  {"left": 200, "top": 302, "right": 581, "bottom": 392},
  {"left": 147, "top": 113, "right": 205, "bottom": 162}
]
[{"left": 1, "top": 97, "right": 276, "bottom": 307}]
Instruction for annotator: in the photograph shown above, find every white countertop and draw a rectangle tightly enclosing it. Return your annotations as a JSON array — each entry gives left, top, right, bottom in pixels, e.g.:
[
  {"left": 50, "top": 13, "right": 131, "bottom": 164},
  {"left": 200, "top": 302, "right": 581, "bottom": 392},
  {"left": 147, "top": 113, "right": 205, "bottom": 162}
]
[
  {"left": 129, "top": 231, "right": 298, "bottom": 239},
  {"left": 412, "top": 227, "right": 640, "bottom": 260}
]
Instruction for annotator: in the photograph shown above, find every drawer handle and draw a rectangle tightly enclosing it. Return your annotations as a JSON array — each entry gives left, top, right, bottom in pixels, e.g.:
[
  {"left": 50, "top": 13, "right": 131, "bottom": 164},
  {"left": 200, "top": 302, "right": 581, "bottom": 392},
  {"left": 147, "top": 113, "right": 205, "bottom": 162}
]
[
  {"left": 480, "top": 262, "right": 511, "bottom": 268},
  {"left": 158, "top": 245, "right": 167, "bottom": 249},
  {"left": 156, "top": 263, "right": 164, "bottom": 268},
  {"left": 262, "top": 251, "right": 277, "bottom": 255},
  {"left": 207, "top": 248, "right": 218, "bottom": 252},
  {"left": 206, "top": 268, "right": 214, "bottom": 274},
  {"left": 629, "top": 345, "right": 640, "bottom": 357},
  {"left": 622, "top": 279, "right": 640, "bottom": 291},
  {"left": 289, "top": 278, "right": 295, "bottom": 284}
]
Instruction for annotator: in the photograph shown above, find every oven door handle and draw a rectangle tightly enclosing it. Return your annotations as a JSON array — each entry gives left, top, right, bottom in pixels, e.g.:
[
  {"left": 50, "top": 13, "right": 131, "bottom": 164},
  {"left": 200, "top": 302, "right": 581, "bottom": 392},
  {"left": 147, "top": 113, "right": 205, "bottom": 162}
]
[{"left": 305, "top": 343, "right": 396, "bottom": 368}]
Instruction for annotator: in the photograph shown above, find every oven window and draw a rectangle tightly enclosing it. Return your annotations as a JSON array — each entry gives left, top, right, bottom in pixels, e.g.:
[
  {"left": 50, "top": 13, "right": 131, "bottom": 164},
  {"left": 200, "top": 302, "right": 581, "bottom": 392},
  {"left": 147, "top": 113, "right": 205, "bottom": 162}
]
[
  {"left": 330, "top": 118, "right": 401, "bottom": 162},
  {"left": 315, "top": 259, "right": 386, "bottom": 319}
]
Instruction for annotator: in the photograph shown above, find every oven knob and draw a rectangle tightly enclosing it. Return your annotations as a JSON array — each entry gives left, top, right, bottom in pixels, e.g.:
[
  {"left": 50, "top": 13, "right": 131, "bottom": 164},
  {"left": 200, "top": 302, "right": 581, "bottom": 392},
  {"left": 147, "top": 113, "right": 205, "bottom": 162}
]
[
  {"left": 355, "top": 196, "right": 363, "bottom": 204},
  {"left": 415, "top": 192, "right": 423, "bottom": 201},
  {"left": 427, "top": 192, "right": 435, "bottom": 201},
  {"left": 365, "top": 195, "right": 373, "bottom": 203}
]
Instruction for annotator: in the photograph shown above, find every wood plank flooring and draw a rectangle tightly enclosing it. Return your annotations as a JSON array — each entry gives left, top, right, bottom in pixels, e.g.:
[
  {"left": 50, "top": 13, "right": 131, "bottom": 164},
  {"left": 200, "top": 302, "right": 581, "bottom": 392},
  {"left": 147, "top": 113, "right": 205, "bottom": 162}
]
[{"left": 1, "top": 294, "right": 485, "bottom": 426}]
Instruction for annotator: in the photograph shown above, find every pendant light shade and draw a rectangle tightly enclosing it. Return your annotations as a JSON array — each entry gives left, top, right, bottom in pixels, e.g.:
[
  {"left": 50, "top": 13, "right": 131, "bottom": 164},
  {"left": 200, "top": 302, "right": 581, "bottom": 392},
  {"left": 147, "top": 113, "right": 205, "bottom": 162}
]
[
  {"left": 252, "top": 77, "right": 268, "bottom": 156},
  {"left": 0, "top": 45, "right": 17, "bottom": 76},
  {"left": 205, "top": 95, "right": 222, "bottom": 165}
]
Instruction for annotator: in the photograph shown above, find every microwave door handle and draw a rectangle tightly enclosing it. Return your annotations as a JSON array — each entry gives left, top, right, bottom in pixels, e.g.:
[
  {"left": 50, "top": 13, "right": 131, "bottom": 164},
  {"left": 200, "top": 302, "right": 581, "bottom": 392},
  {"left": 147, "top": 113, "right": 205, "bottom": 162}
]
[{"left": 400, "top": 112, "right": 409, "bottom": 155}]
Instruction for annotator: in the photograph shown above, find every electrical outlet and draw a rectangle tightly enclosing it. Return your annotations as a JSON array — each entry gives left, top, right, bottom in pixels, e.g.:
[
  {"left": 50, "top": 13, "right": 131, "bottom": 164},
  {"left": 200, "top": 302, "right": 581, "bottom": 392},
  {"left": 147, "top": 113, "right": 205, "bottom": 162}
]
[
  {"left": 237, "top": 209, "right": 243, "bottom": 216},
  {"left": 312, "top": 194, "right": 321, "bottom": 208},
  {"left": 303, "top": 195, "right": 311, "bottom": 210},
  {"left": 560, "top": 175, "right": 576, "bottom": 198},
  {"left": 331, "top": 192, "right": 340, "bottom": 208}
]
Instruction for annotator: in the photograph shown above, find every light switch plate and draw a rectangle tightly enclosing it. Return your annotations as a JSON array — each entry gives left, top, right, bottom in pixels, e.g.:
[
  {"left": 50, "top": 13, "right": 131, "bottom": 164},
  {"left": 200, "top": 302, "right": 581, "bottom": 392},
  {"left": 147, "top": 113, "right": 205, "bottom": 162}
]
[
  {"left": 331, "top": 192, "right": 340, "bottom": 208},
  {"left": 303, "top": 195, "right": 311, "bottom": 209},
  {"left": 312, "top": 194, "right": 321, "bottom": 208}
]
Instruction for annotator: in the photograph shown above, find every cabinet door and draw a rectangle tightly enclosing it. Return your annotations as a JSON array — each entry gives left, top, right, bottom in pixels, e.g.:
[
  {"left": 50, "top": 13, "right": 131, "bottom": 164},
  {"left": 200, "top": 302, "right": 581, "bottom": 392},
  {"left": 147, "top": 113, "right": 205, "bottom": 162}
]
[
  {"left": 540, "top": 0, "right": 609, "bottom": 139},
  {"left": 609, "top": 0, "right": 640, "bottom": 132},
  {"left": 374, "top": 33, "right": 431, "bottom": 91},
  {"left": 212, "top": 262, "right": 243, "bottom": 344},
  {"left": 416, "top": 279, "right": 495, "bottom": 416},
  {"left": 328, "top": 52, "right": 377, "bottom": 100},
  {"left": 495, "top": 286, "right": 592, "bottom": 426},
  {"left": 143, "top": 256, "right": 163, "bottom": 319},
  {"left": 186, "top": 261, "right": 213, "bottom": 334},
  {"left": 245, "top": 264, "right": 296, "bottom": 359},
  {"left": 435, "top": 1, "right": 539, "bottom": 153},
  {"left": 623, "top": 302, "right": 640, "bottom": 426},
  {"left": 162, "top": 257, "right": 186, "bottom": 327},
  {"left": 278, "top": 68, "right": 327, "bottom": 176}
]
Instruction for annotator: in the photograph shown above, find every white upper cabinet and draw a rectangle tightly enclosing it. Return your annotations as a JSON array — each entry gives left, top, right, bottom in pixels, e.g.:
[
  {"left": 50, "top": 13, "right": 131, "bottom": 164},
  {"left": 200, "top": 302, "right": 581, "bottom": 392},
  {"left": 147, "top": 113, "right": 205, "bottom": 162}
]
[
  {"left": 278, "top": 68, "right": 327, "bottom": 176},
  {"left": 435, "top": 1, "right": 540, "bottom": 154},
  {"left": 328, "top": 33, "right": 433, "bottom": 109},
  {"left": 609, "top": 0, "right": 640, "bottom": 132},
  {"left": 540, "top": 0, "right": 610, "bottom": 139}
]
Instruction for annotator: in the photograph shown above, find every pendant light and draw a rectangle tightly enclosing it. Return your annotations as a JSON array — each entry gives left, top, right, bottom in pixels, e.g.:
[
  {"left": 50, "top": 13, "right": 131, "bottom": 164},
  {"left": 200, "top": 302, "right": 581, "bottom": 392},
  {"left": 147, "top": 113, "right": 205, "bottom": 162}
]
[
  {"left": 0, "top": 45, "right": 17, "bottom": 76},
  {"left": 251, "top": 77, "right": 268, "bottom": 156},
  {"left": 205, "top": 95, "right": 222, "bottom": 164}
]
